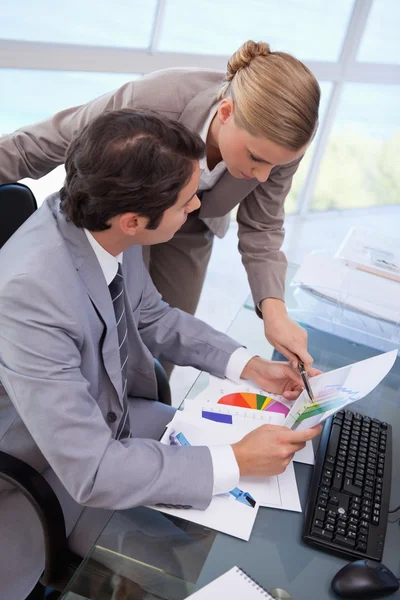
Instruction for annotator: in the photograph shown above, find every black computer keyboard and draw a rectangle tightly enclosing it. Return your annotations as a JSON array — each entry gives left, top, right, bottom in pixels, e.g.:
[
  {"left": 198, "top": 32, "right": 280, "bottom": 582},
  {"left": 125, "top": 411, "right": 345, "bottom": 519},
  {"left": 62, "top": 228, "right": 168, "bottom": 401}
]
[{"left": 303, "top": 409, "right": 392, "bottom": 561}]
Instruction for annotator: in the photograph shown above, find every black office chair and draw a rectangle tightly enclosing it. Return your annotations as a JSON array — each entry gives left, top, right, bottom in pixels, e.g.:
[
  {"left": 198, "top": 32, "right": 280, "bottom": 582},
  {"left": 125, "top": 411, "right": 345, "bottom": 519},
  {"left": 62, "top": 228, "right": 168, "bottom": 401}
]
[
  {"left": 0, "top": 182, "right": 38, "bottom": 248},
  {"left": 0, "top": 183, "right": 172, "bottom": 599}
]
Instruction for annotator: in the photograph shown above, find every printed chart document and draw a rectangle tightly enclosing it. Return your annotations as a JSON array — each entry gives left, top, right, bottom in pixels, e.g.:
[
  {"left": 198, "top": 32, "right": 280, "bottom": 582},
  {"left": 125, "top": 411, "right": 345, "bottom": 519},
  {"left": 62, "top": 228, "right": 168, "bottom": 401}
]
[
  {"left": 148, "top": 412, "right": 301, "bottom": 541},
  {"left": 184, "top": 566, "right": 274, "bottom": 599},
  {"left": 284, "top": 349, "right": 397, "bottom": 431},
  {"left": 185, "top": 376, "right": 315, "bottom": 465}
]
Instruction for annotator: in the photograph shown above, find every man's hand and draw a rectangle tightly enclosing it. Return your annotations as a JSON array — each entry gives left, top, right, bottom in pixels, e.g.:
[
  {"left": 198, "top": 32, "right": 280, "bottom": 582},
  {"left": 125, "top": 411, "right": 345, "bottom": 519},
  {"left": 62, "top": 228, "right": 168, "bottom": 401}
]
[
  {"left": 240, "top": 356, "right": 321, "bottom": 400},
  {"left": 232, "top": 424, "right": 322, "bottom": 477},
  {"left": 261, "top": 298, "right": 313, "bottom": 369}
]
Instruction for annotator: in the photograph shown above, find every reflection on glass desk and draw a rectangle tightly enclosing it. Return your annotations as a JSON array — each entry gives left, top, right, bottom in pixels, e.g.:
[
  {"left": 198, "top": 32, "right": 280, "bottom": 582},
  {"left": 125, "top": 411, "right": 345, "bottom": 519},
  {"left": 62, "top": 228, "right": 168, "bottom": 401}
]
[{"left": 61, "top": 265, "right": 400, "bottom": 600}]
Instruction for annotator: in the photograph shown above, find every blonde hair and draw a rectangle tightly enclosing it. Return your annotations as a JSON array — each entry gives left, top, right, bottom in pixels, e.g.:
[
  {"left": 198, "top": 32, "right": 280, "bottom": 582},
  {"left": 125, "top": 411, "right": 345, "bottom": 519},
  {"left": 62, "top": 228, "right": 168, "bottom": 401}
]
[{"left": 218, "top": 40, "right": 320, "bottom": 151}]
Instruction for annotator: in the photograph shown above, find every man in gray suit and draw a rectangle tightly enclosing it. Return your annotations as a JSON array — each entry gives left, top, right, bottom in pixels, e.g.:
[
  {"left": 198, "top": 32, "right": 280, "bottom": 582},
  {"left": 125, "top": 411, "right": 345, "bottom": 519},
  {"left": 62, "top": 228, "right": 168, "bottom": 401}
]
[{"left": 0, "top": 109, "right": 320, "bottom": 600}]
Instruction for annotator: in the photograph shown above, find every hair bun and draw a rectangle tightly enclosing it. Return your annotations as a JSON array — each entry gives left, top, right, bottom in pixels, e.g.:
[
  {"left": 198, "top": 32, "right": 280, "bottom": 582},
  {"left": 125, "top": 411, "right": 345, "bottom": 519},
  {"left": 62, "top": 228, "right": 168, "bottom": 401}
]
[{"left": 226, "top": 40, "right": 270, "bottom": 81}]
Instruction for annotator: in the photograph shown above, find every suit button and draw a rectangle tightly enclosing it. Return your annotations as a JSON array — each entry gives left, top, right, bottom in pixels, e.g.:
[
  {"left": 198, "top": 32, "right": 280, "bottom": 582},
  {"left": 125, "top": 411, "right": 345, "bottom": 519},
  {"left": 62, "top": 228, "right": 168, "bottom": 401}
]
[
  {"left": 164, "top": 504, "right": 175, "bottom": 509},
  {"left": 183, "top": 505, "right": 192, "bottom": 509},
  {"left": 107, "top": 411, "right": 117, "bottom": 423}
]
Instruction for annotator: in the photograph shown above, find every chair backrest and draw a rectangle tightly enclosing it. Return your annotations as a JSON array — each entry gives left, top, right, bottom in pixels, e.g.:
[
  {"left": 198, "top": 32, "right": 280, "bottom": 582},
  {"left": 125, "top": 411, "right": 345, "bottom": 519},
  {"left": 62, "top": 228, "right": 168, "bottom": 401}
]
[{"left": 0, "top": 182, "right": 37, "bottom": 248}]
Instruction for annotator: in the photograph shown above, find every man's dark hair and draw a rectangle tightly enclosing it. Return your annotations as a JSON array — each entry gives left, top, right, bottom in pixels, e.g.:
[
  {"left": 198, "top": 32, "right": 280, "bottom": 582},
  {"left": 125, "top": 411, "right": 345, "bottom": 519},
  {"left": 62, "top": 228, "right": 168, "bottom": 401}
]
[{"left": 60, "top": 109, "right": 205, "bottom": 230}]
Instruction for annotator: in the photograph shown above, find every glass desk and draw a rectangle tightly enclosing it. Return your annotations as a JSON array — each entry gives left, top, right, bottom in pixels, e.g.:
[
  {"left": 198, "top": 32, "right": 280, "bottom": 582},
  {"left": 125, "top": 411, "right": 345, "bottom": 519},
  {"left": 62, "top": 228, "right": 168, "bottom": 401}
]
[{"left": 61, "top": 266, "right": 400, "bottom": 600}]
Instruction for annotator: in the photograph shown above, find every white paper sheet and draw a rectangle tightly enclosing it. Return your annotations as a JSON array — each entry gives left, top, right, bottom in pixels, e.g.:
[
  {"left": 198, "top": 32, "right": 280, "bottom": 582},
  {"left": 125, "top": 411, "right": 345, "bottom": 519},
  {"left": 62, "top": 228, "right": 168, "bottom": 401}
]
[
  {"left": 148, "top": 412, "right": 301, "bottom": 540},
  {"left": 184, "top": 566, "right": 275, "bottom": 599},
  {"left": 284, "top": 349, "right": 398, "bottom": 431},
  {"left": 191, "top": 376, "right": 293, "bottom": 417},
  {"left": 148, "top": 415, "right": 260, "bottom": 540},
  {"left": 184, "top": 399, "right": 315, "bottom": 465},
  {"left": 184, "top": 375, "right": 314, "bottom": 465}
]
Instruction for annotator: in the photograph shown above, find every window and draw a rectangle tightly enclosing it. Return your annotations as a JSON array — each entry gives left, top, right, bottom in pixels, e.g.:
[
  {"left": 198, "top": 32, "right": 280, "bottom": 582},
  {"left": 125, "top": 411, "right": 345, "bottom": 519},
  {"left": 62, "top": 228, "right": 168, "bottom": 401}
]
[
  {"left": 0, "top": 69, "right": 140, "bottom": 134},
  {"left": 159, "top": 0, "right": 354, "bottom": 61},
  {"left": 311, "top": 83, "right": 400, "bottom": 211},
  {"left": 357, "top": 0, "right": 400, "bottom": 64},
  {"left": 0, "top": 69, "right": 139, "bottom": 204},
  {"left": 285, "top": 81, "right": 332, "bottom": 214},
  {"left": 0, "top": 1, "right": 157, "bottom": 48}
]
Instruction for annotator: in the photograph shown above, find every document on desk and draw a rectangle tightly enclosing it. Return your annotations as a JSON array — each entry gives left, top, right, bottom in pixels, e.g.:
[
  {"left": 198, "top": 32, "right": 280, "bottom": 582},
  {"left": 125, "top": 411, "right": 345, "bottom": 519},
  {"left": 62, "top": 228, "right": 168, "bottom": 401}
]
[
  {"left": 184, "top": 566, "right": 275, "bottom": 599},
  {"left": 184, "top": 376, "right": 315, "bottom": 465},
  {"left": 293, "top": 252, "right": 400, "bottom": 323},
  {"left": 284, "top": 349, "right": 398, "bottom": 431},
  {"left": 148, "top": 413, "right": 301, "bottom": 541}
]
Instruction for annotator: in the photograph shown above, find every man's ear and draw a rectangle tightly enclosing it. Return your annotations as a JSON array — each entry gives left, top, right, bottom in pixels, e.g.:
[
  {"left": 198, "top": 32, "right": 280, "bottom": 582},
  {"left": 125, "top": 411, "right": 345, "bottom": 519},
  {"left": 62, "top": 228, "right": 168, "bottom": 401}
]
[
  {"left": 118, "top": 213, "right": 148, "bottom": 237},
  {"left": 217, "top": 98, "right": 234, "bottom": 124}
]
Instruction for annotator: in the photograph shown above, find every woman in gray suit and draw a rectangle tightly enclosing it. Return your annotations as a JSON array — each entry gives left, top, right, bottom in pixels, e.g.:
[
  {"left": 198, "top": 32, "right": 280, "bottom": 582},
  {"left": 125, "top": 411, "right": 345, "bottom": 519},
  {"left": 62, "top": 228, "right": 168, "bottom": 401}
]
[{"left": 0, "top": 40, "right": 320, "bottom": 371}]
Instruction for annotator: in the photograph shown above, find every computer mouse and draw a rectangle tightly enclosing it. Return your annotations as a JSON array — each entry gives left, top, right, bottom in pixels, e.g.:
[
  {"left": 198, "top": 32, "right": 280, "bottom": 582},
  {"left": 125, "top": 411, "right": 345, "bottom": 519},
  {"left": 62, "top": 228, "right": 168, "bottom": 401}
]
[
  {"left": 331, "top": 559, "right": 399, "bottom": 598},
  {"left": 269, "top": 589, "right": 292, "bottom": 600}
]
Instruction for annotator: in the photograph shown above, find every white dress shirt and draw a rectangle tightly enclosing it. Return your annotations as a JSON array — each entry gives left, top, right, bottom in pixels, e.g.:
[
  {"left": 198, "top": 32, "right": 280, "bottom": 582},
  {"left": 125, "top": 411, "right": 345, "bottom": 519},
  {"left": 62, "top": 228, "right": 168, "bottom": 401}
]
[
  {"left": 84, "top": 231, "right": 255, "bottom": 495},
  {"left": 198, "top": 103, "right": 227, "bottom": 193}
]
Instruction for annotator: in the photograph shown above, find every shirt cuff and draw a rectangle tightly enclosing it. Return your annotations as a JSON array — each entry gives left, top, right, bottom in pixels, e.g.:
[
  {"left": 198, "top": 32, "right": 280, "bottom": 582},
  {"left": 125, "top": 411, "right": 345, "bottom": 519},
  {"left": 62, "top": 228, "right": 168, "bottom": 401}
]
[
  {"left": 209, "top": 445, "right": 240, "bottom": 495},
  {"left": 225, "top": 347, "right": 254, "bottom": 383}
]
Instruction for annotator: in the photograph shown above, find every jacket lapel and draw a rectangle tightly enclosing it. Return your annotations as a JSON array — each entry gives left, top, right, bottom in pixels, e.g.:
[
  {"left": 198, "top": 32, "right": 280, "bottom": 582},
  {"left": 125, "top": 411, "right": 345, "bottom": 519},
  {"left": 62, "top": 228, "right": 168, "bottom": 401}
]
[{"left": 51, "top": 196, "right": 123, "bottom": 407}]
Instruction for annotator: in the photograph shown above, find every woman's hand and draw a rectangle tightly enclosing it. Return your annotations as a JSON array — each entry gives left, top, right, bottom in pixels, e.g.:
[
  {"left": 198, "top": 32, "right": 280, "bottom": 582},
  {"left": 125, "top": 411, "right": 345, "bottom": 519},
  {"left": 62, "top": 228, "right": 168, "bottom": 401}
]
[
  {"left": 261, "top": 298, "right": 313, "bottom": 369},
  {"left": 240, "top": 356, "right": 321, "bottom": 400}
]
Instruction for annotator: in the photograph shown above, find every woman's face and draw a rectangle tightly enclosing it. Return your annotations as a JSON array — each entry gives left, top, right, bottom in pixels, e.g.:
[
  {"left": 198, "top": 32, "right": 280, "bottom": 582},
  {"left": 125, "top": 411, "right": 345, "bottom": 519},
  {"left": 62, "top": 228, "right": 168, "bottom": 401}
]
[{"left": 214, "top": 99, "right": 308, "bottom": 182}]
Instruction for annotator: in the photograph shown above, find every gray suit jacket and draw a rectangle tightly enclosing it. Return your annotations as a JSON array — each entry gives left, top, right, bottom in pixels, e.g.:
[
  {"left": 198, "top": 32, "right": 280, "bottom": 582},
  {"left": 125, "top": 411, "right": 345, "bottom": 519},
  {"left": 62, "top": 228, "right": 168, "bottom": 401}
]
[
  {"left": 0, "top": 68, "right": 301, "bottom": 304},
  {"left": 0, "top": 194, "right": 241, "bottom": 596}
]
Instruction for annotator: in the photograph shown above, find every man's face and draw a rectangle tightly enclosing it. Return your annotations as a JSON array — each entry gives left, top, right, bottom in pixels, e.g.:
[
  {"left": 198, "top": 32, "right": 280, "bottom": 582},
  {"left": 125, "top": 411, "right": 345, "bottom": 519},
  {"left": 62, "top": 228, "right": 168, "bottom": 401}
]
[{"left": 137, "top": 161, "right": 201, "bottom": 245}]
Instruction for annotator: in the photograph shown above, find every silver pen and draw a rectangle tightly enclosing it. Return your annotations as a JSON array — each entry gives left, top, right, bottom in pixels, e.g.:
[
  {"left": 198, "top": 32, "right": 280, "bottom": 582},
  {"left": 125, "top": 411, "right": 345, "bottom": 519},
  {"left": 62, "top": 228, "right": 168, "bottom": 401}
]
[{"left": 298, "top": 359, "right": 314, "bottom": 402}]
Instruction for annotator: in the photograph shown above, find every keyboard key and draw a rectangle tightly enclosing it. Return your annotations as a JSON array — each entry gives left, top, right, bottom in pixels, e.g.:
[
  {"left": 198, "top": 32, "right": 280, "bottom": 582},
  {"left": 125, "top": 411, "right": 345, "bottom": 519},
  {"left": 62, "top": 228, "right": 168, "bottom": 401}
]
[
  {"left": 327, "top": 424, "right": 341, "bottom": 458},
  {"left": 333, "top": 535, "right": 355, "bottom": 549},
  {"left": 336, "top": 526, "right": 346, "bottom": 536},
  {"left": 332, "top": 472, "right": 343, "bottom": 490},
  {"left": 315, "top": 507, "right": 326, "bottom": 521},
  {"left": 313, "top": 519, "right": 324, "bottom": 528},
  {"left": 312, "top": 528, "right": 333, "bottom": 541},
  {"left": 356, "top": 542, "right": 367, "bottom": 552},
  {"left": 343, "top": 479, "right": 362, "bottom": 496}
]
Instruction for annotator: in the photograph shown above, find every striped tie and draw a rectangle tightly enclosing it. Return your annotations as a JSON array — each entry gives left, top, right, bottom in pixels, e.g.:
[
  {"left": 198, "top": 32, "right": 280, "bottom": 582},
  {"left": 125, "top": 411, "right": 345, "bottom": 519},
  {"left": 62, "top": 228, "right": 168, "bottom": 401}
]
[{"left": 109, "top": 264, "right": 130, "bottom": 438}]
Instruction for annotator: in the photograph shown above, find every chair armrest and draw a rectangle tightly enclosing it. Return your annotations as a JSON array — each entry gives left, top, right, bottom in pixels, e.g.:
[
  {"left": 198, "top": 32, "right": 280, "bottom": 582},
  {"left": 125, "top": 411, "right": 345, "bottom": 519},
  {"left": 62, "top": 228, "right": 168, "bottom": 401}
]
[
  {"left": 154, "top": 358, "right": 172, "bottom": 406},
  {"left": 0, "top": 451, "right": 68, "bottom": 585}
]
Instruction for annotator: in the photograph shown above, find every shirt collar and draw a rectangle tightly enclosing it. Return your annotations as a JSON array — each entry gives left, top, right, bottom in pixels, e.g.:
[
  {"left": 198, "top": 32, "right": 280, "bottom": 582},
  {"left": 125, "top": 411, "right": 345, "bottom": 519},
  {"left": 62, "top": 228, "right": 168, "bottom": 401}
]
[{"left": 84, "top": 229, "right": 123, "bottom": 286}]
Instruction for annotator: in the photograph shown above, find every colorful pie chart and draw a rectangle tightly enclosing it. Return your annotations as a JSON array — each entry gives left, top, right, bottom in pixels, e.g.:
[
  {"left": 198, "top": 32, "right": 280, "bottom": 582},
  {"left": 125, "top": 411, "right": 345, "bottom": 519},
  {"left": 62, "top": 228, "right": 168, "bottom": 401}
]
[{"left": 218, "top": 392, "right": 290, "bottom": 416}]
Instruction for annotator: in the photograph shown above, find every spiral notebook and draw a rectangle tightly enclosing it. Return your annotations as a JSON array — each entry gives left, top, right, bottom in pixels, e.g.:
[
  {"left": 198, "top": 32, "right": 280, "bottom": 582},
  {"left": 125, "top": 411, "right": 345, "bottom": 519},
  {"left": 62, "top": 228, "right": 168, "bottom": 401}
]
[{"left": 184, "top": 566, "right": 274, "bottom": 599}]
